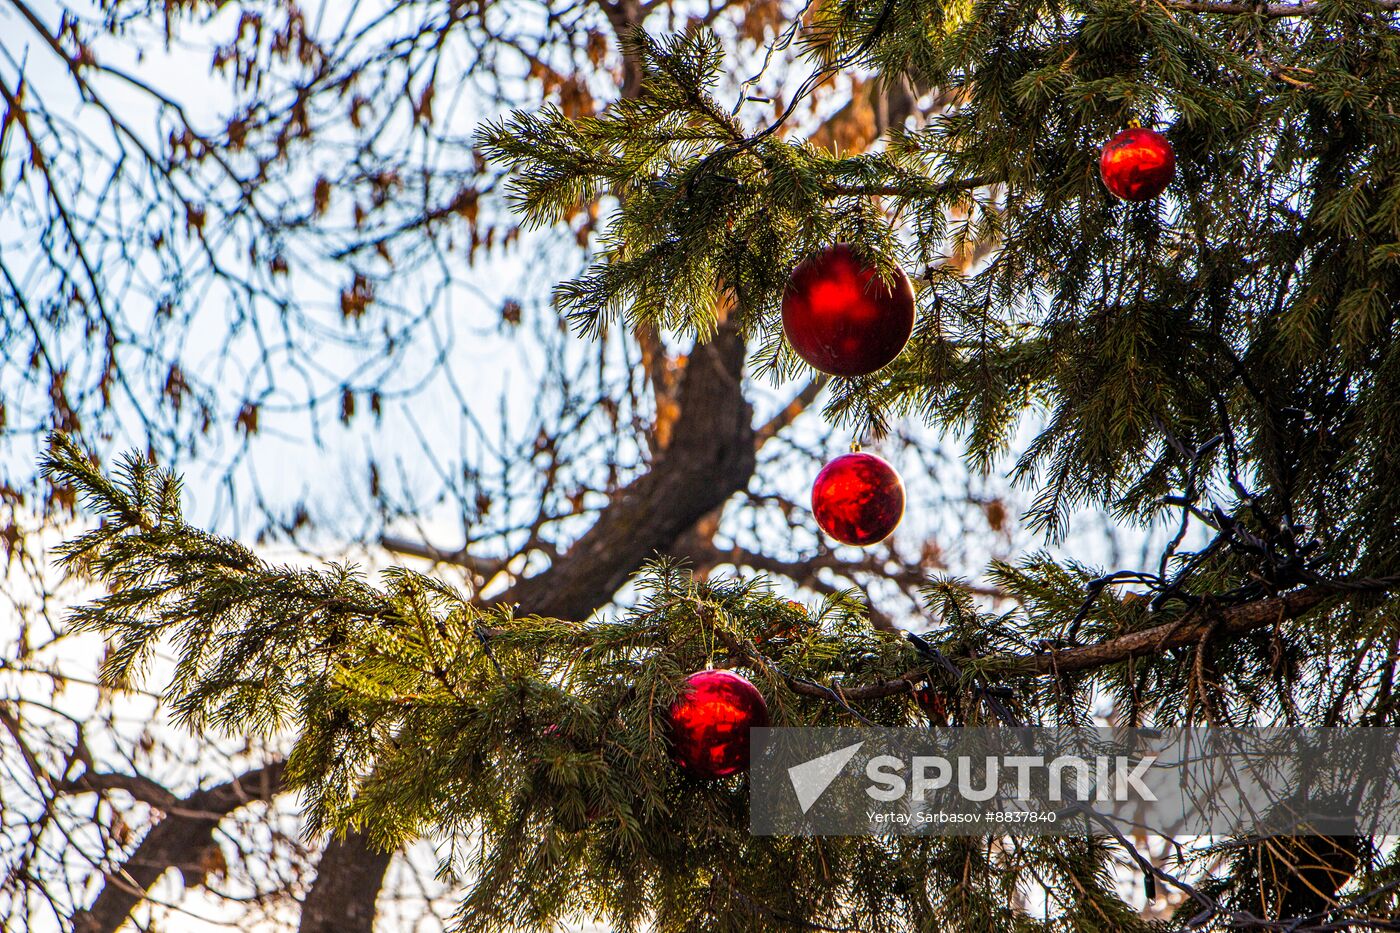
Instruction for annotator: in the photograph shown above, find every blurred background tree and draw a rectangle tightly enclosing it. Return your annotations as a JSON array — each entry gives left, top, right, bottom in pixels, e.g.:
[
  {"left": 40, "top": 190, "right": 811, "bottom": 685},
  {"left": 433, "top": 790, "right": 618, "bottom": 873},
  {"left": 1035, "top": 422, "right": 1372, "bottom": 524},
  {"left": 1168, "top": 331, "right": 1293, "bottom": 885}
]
[{"left": 1, "top": 1, "right": 1025, "bottom": 930}]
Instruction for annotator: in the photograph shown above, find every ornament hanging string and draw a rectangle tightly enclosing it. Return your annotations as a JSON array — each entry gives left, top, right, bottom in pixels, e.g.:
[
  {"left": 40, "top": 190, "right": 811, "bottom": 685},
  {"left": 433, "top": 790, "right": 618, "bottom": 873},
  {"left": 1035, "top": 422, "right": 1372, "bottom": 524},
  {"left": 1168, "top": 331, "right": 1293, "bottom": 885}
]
[
  {"left": 729, "top": 0, "right": 820, "bottom": 115},
  {"left": 685, "top": 0, "right": 900, "bottom": 195},
  {"left": 693, "top": 596, "right": 719, "bottom": 671}
]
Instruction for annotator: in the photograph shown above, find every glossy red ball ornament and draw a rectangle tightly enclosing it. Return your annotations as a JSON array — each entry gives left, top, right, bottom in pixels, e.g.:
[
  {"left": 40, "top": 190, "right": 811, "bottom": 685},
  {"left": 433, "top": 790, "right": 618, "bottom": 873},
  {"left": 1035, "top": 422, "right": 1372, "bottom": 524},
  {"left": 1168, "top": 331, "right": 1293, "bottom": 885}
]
[
  {"left": 1099, "top": 127, "right": 1175, "bottom": 202},
  {"left": 666, "top": 669, "right": 770, "bottom": 780},
  {"left": 912, "top": 684, "right": 949, "bottom": 726},
  {"left": 811, "top": 451, "right": 905, "bottom": 546},
  {"left": 782, "top": 243, "right": 915, "bottom": 377}
]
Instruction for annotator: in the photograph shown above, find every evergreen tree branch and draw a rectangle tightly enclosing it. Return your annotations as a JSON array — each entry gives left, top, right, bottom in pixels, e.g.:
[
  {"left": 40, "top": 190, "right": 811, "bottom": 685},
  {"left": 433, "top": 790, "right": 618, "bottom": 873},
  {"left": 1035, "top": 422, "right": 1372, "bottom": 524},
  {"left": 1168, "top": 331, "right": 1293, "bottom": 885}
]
[
  {"left": 1162, "top": 0, "right": 1400, "bottom": 15},
  {"left": 1008, "top": 588, "right": 1331, "bottom": 677},
  {"left": 822, "top": 175, "right": 997, "bottom": 200},
  {"left": 779, "top": 583, "right": 1391, "bottom": 705},
  {"left": 45, "top": 430, "right": 1400, "bottom": 929}
]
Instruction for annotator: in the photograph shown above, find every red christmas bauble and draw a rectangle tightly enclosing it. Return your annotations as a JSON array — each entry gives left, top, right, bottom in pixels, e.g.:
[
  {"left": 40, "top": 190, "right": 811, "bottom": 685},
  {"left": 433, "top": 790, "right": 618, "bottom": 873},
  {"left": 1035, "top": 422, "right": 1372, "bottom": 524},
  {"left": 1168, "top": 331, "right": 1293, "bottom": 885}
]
[
  {"left": 912, "top": 684, "right": 949, "bottom": 725},
  {"left": 1099, "top": 127, "right": 1175, "bottom": 202},
  {"left": 782, "top": 244, "right": 915, "bottom": 377},
  {"left": 811, "top": 451, "right": 905, "bottom": 547},
  {"left": 666, "top": 669, "right": 770, "bottom": 780}
]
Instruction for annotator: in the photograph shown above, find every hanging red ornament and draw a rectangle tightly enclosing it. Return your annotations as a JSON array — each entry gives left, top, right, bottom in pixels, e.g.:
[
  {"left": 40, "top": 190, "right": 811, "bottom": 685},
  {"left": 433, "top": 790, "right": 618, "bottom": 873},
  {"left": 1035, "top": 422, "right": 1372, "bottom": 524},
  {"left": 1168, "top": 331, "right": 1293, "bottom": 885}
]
[
  {"left": 811, "top": 451, "right": 905, "bottom": 546},
  {"left": 666, "top": 669, "right": 770, "bottom": 780},
  {"left": 912, "top": 684, "right": 950, "bottom": 726},
  {"left": 782, "top": 243, "right": 915, "bottom": 377},
  {"left": 1099, "top": 126, "right": 1175, "bottom": 202}
]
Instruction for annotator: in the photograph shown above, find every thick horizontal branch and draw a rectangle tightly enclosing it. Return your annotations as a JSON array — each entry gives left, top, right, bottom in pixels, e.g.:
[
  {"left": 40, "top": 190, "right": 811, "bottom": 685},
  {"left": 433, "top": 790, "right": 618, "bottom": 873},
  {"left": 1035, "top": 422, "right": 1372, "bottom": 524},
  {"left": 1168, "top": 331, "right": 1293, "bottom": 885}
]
[
  {"left": 59, "top": 771, "right": 180, "bottom": 811},
  {"left": 783, "top": 588, "right": 1340, "bottom": 704},
  {"left": 823, "top": 174, "right": 996, "bottom": 199},
  {"left": 999, "top": 588, "right": 1328, "bottom": 677},
  {"left": 378, "top": 534, "right": 504, "bottom": 580},
  {"left": 1162, "top": 0, "right": 1400, "bottom": 15}
]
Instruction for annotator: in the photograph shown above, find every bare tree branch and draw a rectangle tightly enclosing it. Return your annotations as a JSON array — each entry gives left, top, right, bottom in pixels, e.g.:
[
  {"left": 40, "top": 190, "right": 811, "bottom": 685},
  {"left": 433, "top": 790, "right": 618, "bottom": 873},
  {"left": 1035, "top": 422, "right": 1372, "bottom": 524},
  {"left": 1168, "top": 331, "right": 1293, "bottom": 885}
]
[
  {"left": 58, "top": 772, "right": 179, "bottom": 812},
  {"left": 498, "top": 322, "right": 753, "bottom": 621},
  {"left": 1001, "top": 589, "right": 1330, "bottom": 677},
  {"left": 71, "top": 761, "right": 285, "bottom": 933}
]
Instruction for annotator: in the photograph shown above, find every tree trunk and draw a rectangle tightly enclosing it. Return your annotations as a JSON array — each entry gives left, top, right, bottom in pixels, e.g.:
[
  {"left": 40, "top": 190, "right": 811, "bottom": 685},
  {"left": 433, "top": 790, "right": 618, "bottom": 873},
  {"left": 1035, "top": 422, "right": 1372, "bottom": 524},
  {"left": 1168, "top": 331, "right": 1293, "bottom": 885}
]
[
  {"left": 295, "top": 324, "right": 753, "bottom": 931},
  {"left": 296, "top": 830, "right": 395, "bottom": 933}
]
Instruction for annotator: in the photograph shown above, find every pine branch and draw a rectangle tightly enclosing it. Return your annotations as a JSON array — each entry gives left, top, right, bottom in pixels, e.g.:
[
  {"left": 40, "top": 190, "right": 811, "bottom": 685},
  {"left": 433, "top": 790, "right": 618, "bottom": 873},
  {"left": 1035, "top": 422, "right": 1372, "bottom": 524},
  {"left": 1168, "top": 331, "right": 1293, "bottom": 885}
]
[
  {"left": 999, "top": 587, "right": 1330, "bottom": 677},
  {"left": 822, "top": 174, "right": 997, "bottom": 199},
  {"left": 1162, "top": 0, "right": 1400, "bottom": 15},
  {"left": 781, "top": 582, "right": 1387, "bottom": 705}
]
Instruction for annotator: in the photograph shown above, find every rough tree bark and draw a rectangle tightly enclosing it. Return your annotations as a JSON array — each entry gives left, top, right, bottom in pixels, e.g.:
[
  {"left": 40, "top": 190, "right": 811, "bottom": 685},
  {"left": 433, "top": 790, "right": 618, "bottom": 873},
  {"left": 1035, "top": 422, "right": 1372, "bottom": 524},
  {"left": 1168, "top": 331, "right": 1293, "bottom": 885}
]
[{"left": 295, "top": 833, "right": 396, "bottom": 933}]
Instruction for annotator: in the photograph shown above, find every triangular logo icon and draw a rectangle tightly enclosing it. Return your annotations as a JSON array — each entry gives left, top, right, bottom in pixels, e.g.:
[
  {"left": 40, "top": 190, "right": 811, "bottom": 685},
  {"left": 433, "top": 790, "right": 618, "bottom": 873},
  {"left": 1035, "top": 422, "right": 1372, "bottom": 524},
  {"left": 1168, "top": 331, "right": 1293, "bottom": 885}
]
[{"left": 788, "top": 742, "right": 864, "bottom": 814}]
